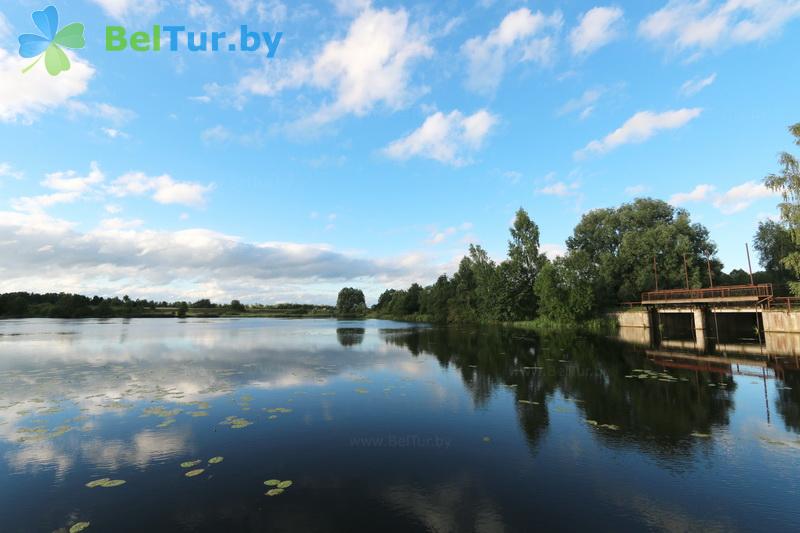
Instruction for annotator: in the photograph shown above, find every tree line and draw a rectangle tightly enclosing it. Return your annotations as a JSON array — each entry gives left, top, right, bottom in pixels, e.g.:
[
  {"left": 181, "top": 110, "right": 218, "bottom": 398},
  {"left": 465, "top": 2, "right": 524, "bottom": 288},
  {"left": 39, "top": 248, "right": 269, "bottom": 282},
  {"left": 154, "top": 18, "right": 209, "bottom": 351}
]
[
  {"left": 0, "top": 293, "right": 334, "bottom": 319},
  {"left": 364, "top": 122, "right": 800, "bottom": 325}
]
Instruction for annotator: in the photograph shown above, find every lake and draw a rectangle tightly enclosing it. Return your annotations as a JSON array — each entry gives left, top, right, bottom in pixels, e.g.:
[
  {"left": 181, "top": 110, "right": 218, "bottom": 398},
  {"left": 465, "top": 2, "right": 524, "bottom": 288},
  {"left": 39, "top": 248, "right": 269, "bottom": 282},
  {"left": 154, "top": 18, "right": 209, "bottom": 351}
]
[{"left": 0, "top": 318, "right": 798, "bottom": 532}]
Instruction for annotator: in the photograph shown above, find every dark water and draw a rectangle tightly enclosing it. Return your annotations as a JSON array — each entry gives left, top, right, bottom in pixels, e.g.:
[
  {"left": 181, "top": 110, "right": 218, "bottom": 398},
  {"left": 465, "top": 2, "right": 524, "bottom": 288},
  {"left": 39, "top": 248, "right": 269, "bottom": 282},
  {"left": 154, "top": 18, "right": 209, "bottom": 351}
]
[{"left": 0, "top": 318, "right": 798, "bottom": 532}]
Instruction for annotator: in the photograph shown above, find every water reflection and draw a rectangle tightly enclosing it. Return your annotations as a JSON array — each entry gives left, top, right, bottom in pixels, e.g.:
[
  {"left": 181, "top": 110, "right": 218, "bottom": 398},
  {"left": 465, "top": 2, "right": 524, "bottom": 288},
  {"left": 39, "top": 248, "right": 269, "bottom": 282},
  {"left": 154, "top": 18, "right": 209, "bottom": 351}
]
[
  {"left": 336, "top": 327, "right": 365, "bottom": 347},
  {"left": 381, "top": 327, "right": 739, "bottom": 456},
  {"left": 0, "top": 318, "right": 798, "bottom": 532}
]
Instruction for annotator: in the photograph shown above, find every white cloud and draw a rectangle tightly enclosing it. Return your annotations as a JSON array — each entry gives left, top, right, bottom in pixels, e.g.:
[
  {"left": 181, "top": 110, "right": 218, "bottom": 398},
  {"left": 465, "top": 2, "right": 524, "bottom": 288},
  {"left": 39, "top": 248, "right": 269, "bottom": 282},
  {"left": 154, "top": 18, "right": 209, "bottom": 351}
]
[
  {"left": 41, "top": 162, "right": 105, "bottom": 193},
  {"left": 670, "top": 183, "right": 715, "bottom": 205},
  {"left": 102, "top": 128, "right": 129, "bottom": 139},
  {"left": 541, "top": 243, "right": 566, "bottom": 259},
  {"left": 428, "top": 227, "right": 456, "bottom": 244},
  {"left": 332, "top": 0, "right": 372, "bottom": 16},
  {"left": 233, "top": 6, "right": 432, "bottom": 125},
  {"left": 108, "top": 172, "right": 213, "bottom": 207},
  {"left": 575, "top": 108, "right": 702, "bottom": 157},
  {"left": 557, "top": 88, "right": 603, "bottom": 118},
  {"left": 536, "top": 181, "right": 579, "bottom": 197},
  {"left": 256, "top": 1, "right": 289, "bottom": 24},
  {"left": 227, "top": 0, "right": 255, "bottom": 15},
  {"left": 383, "top": 109, "right": 498, "bottom": 166},
  {"left": 306, "top": 6, "right": 432, "bottom": 124},
  {"left": 67, "top": 102, "right": 135, "bottom": 125},
  {"left": 0, "top": 210, "right": 442, "bottom": 303},
  {"left": 713, "top": 180, "right": 777, "bottom": 214},
  {"left": 426, "top": 222, "right": 473, "bottom": 245},
  {"left": 569, "top": 6, "right": 624, "bottom": 56},
  {"left": 98, "top": 217, "right": 144, "bottom": 230},
  {"left": 462, "top": 8, "right": 563, "bottom": 94},
  {"left": 0, "top": 48, "right": 95, "bottom": 124},
  {"left": 669, "top": 181, "right": 778, "bottom": 213},
  {"left": 89, "top": 0, "right": 163, "bottom": 21},
  {"left": 680, "top": 73, "right": 717, "bottom": 96},
  {"left": 0, "top": 162, "right": 23, "bottom": 181},
  {"left": 187, "top": 0, "right": 214, "bottom": 20},
  {"left": 639, "top": 0, "right": 800, "bottom": 54},
  {"left": 9, "top": 163, "right": 104, "bottom": 213},
  {"left": 201, "top": 125, "right": 232, "bottom": 143},
  {"left": 11, "top": 192, "right": 81, "bottom": 213}
]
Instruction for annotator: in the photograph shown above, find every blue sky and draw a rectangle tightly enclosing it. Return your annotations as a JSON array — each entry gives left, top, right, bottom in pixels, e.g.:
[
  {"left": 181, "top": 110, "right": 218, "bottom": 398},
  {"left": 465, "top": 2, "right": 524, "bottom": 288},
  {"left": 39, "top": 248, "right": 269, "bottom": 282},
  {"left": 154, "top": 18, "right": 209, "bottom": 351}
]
[{"left": 0, "top": 0, "right": 798, "bottom": 304}]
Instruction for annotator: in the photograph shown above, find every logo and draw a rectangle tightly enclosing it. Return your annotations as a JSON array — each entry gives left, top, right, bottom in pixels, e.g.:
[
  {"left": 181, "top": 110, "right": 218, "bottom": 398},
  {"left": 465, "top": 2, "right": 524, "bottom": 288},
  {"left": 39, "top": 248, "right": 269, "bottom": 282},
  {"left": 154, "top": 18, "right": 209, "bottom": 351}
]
[
  {"left": 104, "top": 26, "right": 282, "bottom": 56},
  {"left": 18, "top": 5, "right": 85, "bottom": 76}
]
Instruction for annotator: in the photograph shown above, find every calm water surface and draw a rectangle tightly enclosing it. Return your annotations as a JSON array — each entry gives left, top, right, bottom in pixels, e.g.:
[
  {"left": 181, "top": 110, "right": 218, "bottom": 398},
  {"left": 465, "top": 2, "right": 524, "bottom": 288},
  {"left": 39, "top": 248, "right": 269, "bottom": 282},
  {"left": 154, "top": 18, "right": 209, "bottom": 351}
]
[{"left": 0, "top": 318, "right": 798, "bottom": 532}]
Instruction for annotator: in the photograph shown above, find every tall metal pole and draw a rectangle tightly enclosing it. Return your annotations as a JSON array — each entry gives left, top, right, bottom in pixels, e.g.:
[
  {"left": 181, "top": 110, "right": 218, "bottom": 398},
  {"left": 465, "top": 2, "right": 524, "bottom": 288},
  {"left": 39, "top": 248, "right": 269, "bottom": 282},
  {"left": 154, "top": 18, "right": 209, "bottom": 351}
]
[
  {"left": 745, "top": 243, "right": 755, "bottom": 285},
  {"left": 653, "top": 255, "right": 659, "bottom": 291},
  {"left": 706, "top": 256, "right": 714, "bottom": 288},
  {"left": 683, "top": 253, "right": 690, "bottom": 289}
]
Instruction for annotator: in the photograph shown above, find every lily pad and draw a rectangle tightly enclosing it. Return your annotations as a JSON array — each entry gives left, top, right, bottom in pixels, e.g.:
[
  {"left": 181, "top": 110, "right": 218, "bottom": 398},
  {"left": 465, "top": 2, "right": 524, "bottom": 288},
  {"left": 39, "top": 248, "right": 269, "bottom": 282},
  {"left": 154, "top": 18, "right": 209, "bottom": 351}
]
[
  {"left": 482, "top": 436, "right": 491, "bottom": 443},
  {"left": 220, "top": 416, "right": 252, "bottom": 429},
  {"left": 100, "top": 479, "right": 126, "bottom": 487},
  {"left": 691, "top": 432, "right": 711, "bottom": 438},
  {"left": 157, "top": 418, "right": 176, "bottom": 428},
  {"left": 69, "top": 522, "right": 91, "bottom": 533},
  {"left": 264, "top": 479, "right": 281, "bottom": 486},
  {"left": 266, "top": 488, "right": 284, "bottom": 496},
  {"left": 208, "top": 456, "right": 224, "bottom": 464},
  {"left": 85, "top": 478, "right": 111, "bottom": 488},
  {"left": 277, "top": 480, "right": 293, "bottom": 488},
  {"left": 181, "top": 460, "right": 202, "bottom": 468},
  {"left": 185, "top": 469, "right": 205, "bottom": 477}
]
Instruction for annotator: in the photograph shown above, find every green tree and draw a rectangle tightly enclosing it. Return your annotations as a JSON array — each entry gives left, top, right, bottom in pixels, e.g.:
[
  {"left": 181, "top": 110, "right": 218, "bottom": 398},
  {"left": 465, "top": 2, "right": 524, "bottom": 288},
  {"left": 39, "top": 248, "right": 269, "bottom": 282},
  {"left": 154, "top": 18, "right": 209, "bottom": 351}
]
[
  {"left": 373, "top": 289, "right": 397, "bottom": 313},
  {"left": 567, "top": 198, "right": 720, "bottom": 305},
  {"left": 420, "top": 275, "right": 452, "bottom": 323},
  {"left": 336, "top": 287, "right": 366, "bottom": 316},
  {"left": 534, "top": 251, "right": 598, "bottom": 323},
  {"left": 468, "top": 244, "right": 503, "bottom": 321},
  {"left": 754, "top": 220, "right": 796, "bottom": 280},
  {"left": 448, "top": 256, "right": 480, "bottom": 323},
  {"left": 404, "top": 283, "right": 423, "bottom": 315},
  {"left": 229, "top": 299, "right": 245, "bottom": 312},
  {"left": 177, "top": 302, "right": 188, "bottom": 318},
  {"left": 506, "top": 208, "right": 546, "bottom": 319},
  {"left": 764, "top": 122, "right": 800, "bottom": 294}
]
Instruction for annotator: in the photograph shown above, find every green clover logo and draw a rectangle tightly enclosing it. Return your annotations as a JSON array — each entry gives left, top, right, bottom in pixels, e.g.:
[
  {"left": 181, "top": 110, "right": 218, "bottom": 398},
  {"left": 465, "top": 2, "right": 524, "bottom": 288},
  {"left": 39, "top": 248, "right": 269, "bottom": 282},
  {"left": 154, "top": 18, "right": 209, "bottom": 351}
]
[{"left": 18, "top": 5, "right": 85, "bottom": 76}]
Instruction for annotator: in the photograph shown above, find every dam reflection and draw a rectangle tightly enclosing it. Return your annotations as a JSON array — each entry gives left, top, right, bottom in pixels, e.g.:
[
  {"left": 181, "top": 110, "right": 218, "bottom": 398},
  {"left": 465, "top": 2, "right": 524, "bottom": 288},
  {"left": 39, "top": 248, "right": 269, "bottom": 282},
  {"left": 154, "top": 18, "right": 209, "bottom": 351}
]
[{"left": 618, "top": 310, "right": 800, "bottom": 361}]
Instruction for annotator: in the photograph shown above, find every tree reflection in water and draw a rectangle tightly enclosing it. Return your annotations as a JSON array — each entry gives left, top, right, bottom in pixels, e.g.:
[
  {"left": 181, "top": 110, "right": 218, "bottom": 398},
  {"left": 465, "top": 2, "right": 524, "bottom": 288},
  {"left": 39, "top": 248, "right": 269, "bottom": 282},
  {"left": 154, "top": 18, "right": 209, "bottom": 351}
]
[{"left": 380, "top": 325, "right": 752, "bottom": 457}]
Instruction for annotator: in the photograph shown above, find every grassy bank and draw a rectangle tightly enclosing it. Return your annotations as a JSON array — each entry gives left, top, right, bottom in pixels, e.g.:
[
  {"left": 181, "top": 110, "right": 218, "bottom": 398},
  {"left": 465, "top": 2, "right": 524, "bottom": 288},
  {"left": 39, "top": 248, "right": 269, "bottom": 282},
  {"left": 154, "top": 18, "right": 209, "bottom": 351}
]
[
  {"left": 368, "top": 311, "right": 619, "bottom": 334},
  {"left": 510, "top": 316, "right": 618, "bottom": 335}
]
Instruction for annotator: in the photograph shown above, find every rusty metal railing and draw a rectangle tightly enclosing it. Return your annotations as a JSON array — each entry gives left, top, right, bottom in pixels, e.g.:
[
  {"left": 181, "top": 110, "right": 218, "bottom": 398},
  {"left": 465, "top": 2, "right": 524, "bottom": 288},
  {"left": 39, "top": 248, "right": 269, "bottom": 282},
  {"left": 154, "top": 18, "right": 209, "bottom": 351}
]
[
  {"left": 764, "top": 296, "right": 800, "bottom": 311},
  {"left": 641, "top": 284, "right": 773, "bottom": 303}
]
